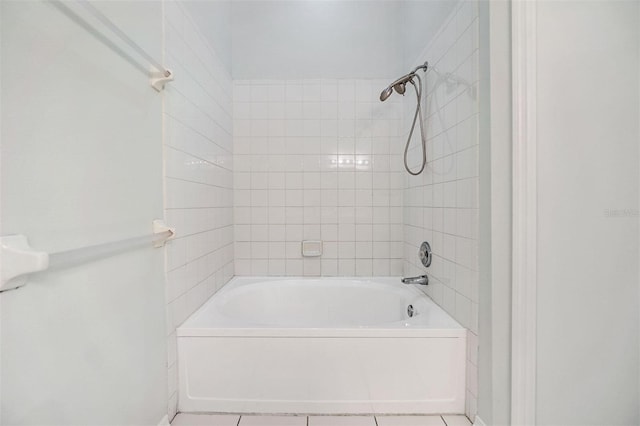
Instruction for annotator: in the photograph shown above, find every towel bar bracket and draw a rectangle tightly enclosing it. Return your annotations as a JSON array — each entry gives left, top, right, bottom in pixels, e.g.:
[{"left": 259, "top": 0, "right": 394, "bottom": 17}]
[
  {"left": 150, "top": 68, "right": 173, "bottom": 92},
  {"left": 0, "top": 235, "right": 49, "bottom": 292}
]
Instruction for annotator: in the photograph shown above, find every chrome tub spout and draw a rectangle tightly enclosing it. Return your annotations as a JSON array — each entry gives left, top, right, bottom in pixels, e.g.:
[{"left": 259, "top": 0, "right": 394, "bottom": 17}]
[{"left": 401, "top": 275, "right": 428, "bottom": 285}]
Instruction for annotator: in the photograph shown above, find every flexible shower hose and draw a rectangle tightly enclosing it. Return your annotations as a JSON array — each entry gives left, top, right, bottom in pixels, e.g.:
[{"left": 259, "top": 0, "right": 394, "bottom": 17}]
[{"left": 404, "top": 73, "right": 427, "bottom": 176}]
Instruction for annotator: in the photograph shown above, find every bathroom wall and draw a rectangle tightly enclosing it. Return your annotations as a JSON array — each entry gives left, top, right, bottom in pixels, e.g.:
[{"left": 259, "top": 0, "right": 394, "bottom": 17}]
[
  {"left": 182, "top": 1, "right": 232, "bottom": 74},
  {"left": 163, "top": 1, "right": 234, "bottom": 420},
  {"left": 535, "top": 1, "right": 639, "bottom": 424},
  {"left": 399, "top": 0, "right": 460, "bottom": 71},
  {"left": 1, "top": 1, "right": 167, "bottom": 424},
  {"left": 476, "top": 1, "right": 513, "bottom": 425},
  {"left": 233, "top": 79, "right": 404, "bottom": 276},
  {"left": 231, "top": 1, "right": 402, "bottom": 79},
  {"left": 401, "top": 0, "right": 480, "bottom": 419}
]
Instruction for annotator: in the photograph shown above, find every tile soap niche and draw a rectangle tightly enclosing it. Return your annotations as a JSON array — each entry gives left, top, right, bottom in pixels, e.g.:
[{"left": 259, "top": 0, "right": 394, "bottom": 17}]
[{"left": 301, "top": 240, "right": 322, "bottom": 257}]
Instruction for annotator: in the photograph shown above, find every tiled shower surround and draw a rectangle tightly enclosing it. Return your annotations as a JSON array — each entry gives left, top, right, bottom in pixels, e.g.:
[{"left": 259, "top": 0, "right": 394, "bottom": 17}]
[
  {"left": 163, "top": 2, "right": 234, "bottom": 419},
  {"left": 233, "top": 79, "right": 405, "bottom": 276},
  {"left": 402, "top": 1, "right": 480, "bottom": 419},
  {"left": 171, "top": 0, "right": 480, "bottom": 421}
]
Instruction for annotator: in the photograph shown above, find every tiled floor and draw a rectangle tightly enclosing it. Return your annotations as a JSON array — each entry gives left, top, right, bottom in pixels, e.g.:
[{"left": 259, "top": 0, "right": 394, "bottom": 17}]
[{"left": 171, "top": 414, "right": 473, "bottom": 426}]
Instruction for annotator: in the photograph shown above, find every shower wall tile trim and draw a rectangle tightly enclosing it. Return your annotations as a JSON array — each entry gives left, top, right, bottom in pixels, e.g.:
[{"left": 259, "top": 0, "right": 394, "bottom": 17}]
[
  {"left": 233, "top": 79, "right": 405, "bottom": 276},
  {"left": 163, "top": 2, "right": 234, "bottom": 420},
  {"left": 402, "top": 0, "right": 480, "bottom": 420}
]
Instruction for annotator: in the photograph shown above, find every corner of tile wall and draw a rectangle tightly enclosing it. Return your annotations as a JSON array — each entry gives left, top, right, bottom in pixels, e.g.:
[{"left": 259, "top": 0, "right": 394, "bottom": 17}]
[
  {"left": 163, "top": 1, "right": 234, "bottom": 417},
  {"left": 402, "top": 0, "right": 480, "bottom": 420}
]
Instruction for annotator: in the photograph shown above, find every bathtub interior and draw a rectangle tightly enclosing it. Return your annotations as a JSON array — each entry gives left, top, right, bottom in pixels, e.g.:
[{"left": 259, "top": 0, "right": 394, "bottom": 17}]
[
  {"left": 178, "top": 276, "right": 465, "bottom": 331},
  {"left": 216, "top": 280, "right": 411, "bottom": 326}
]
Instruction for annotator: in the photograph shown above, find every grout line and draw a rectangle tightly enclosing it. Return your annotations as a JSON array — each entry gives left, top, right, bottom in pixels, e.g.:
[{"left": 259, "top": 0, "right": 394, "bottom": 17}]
[
  {"left": 166, "top": 74, "right": 233, "bottom": 132},
  {"left": 164, "top": 111, "right": 232, "bottom": 153},
  {"left": 166, "top": 147, "right": 233, "bottom": 176},
  {"left": 164, "top": 46, "right": 232, "bottom": 121},
  {"left": 167, "top": 176, "right": 233, "bottom": 192}
]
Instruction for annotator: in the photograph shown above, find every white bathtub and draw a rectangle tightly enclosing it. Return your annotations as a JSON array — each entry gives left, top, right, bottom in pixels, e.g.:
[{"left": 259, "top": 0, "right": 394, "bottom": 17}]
[{"left": 177, "top": 277, "right": 466, "bottom": 415}]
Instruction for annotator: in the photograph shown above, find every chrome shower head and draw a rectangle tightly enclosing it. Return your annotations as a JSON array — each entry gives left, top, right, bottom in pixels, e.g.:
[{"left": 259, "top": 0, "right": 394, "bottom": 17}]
[
  {"left": 393, "top": 82, "right": 406, "bottom": 95},
  {"left": 380, "top": 86, "right": 394, "bottom": 102},
  {"left": 379, "top": 73, "right": 415, "bottom": 101}
]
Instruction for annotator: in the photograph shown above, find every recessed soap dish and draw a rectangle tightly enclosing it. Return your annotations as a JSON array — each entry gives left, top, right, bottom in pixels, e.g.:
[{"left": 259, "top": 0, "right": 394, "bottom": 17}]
[{"left": 301, "top": 240, "right": 322, "bottom": 257}]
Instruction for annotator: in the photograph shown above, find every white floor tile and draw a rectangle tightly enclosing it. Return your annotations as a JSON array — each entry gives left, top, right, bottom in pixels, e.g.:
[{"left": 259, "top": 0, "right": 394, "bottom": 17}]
[
  {"left": 441, "top": 415, "right": 472, "bottom": 426},
  {"left": 171, "top": 413, "right": 240, "bottom": 426},
  {"left": 308, "top": 416, "right": 376, "bottom": 426},
  {"left": 239, "top": 415, "right": 307, "bottom": 426},
  {"left": 376, "top": 415, "right": 446, "bottom": 426}
]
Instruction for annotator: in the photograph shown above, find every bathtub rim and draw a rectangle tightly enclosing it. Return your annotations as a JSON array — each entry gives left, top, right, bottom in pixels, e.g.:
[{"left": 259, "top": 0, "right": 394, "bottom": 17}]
[{"left": 177, "top": 276, "right": 466, "bottom": 338}]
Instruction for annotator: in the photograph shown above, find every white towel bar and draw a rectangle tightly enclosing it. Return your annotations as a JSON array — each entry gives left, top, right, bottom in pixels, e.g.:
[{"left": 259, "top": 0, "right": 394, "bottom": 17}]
[
  {"left": 0, "top": 219, "right": 174, "bottom": 293},
  {"left": 50, "top": 0, "right": 174, "bottom": 91}
]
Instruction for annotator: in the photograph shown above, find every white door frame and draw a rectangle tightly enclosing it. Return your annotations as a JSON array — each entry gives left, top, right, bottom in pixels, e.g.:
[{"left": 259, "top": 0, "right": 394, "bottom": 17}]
[{"left": 511, "top": 0, "right": 537, "bottom": 425}]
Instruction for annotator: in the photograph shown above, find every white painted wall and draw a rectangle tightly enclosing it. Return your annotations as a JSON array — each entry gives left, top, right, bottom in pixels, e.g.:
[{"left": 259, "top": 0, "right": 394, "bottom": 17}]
[
  {"left": 163, "top": 1, "right": 234, "bottom": 420},
  {"left": 182, "top": 0, "right": 232, "bottom": 75},
  {"left": 535, "top": 1, "right": 639, "bottom": 424},
  {"left": 231, "top": 1, "right": 403, "bottom": 79},
  {"left": 399, "top": 0, "right": 459, "bottom": 70},
  {"left": 235, "top": 2, "right": 397, "bottom": 79},
  {"left": 230, "top": 0, "right": 461, "bottom": 80},
  {"left": 1, "top": 1, "right": 166, "bottom": 424},
  {"left": 477, "top": 1, "right": 512, "bottom": 425}
]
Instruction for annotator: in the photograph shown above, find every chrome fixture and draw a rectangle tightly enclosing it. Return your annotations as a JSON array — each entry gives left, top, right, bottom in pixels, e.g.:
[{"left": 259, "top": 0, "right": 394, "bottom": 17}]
[
  {"left": 401, "top": 275, "right": 429, "bottom": 285},
  {"left": 419, "top": 241, "right": 432, "bottom": 268},
  {"left": 400, "top": 241, "right": 432, "bottom": 286},
  {"left": 407, "top": 304, "right": 415, "bottom": 318},
  {"left": 379, "top": 61, "right": 429, "bottom": 175}
]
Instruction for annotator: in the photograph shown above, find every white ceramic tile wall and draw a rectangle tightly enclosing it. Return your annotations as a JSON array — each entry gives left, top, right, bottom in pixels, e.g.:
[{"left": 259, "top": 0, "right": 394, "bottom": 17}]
[
  {"left": 233, "top": 79, "right": 404, "bottom": 276},
  {"left": 164, "top": 2, "right": 234, "bottom": 420},
  {"left": 402, "top": 1, "right": 480, "bottom": 420}
]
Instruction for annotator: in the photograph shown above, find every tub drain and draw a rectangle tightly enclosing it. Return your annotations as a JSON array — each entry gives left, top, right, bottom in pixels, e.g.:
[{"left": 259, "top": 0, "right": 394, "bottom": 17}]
[{"left": 407, "top": 304, "right": 415, "bottom": 318}]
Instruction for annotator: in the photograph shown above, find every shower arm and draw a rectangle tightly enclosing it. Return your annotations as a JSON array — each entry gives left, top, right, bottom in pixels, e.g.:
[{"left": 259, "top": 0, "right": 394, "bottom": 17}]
[
  {"left": 411, "top": 62, "right": 429, "bottom": 74},
  {"left": 385, "top": 62, "right": 429, "bottom": 91}
]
